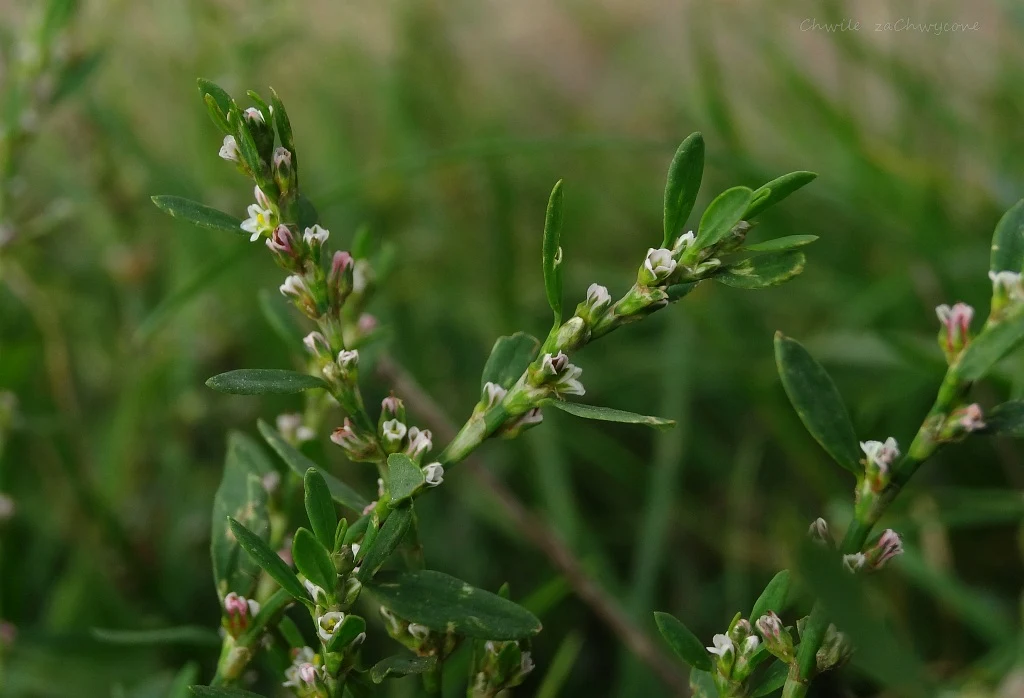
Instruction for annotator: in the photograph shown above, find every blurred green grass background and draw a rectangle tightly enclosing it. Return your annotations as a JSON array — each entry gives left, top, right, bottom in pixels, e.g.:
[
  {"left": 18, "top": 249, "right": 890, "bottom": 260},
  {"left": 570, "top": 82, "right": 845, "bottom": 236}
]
[{"left": 1, "top": 0, "right": 1022, "bottom": 695}]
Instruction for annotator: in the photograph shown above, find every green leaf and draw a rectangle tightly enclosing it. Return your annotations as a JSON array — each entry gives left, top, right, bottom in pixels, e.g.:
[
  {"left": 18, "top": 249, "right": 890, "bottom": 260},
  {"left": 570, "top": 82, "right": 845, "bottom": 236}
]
[
  {"left": 190, "top": 688, "right": 264, "bottom": 698},
  {"left": 774, "top": 333, "right": 862, "bottom": 474},
  {"left": 745, "top": 171, "right": 817, "bottom": 219},
  {"left": 744, "top": 235, "right": 819, "bottom": 253},
  {"left": 51, "top": 51, "right": 104, "bottom": 106},
  {"left": 270, "top": 87, "right": 295, "bottom": 154},
  {"left": 197, "top": 78, "right": 234, "bottom": 115},
  {"left": 985, "top": 400, "right": 1024, "bottom": 437},
  {"left": 688, "top": 668, "right": 720, "bottom": 698},
  {"left": 151, "top": 196, "right": 242, "bottom": 235},
  {"left": 387, "top": 453, "right": 425, "bottom": 506},
  {"left": 543, "top": 399, "right": 675, "bottom": 430},
  {"left": 653, "top": 611, "right": 712, "bottom": 671},
  {"left": 749, "top": 570, "right": 791, "bottom": 622},
  {"left": 481, "top": 332, "right": 541, "bottom": 391},
  {"left": 292, "top": 527, "right": 336, "bottom": 592},
  {"left": 168, "top": 662, "right": 200, "bottom": 698},
  {"left": 542, "top": 180, "right": 565, "bottom": 325},
  {"left": 211, "top": 433, "right": 271, "bottom": 597},
  {"left": 228, "top": 517, "right": 309, "bottom": 605},
  {"left": 957, "top": 313, "right": 1024, "bottom": 381},
  {"left": 750, "top": 660, "right": 789, "bottom": 697},
  {"left": 90, "top": 626, "right": 220, "bottom": 648},
  {"left": 369, "top": 654, "right": 437, "bottom": 684},
  {"left": 327, "top": 614, "right": 367, "bottom": 653},
  {"left": 232, "top": 105, "right": 268, "bottom": 186},
  {"left": 695, "top": 186, "right": 754, "bottom": 251},
  {"left": 663, "top": 132, "right": 705, "bottom": 247},
  {"left": 357, "top": 506, "right": 413, "bottom": 581},
  {"left": 343, "top": 514, "right": 371, "bottom": 546},
  {"left": 258, "top": 288, "right": 303, "bottom": 347},
  {"left": 206, "top": 369, "right": 327, "bottom": 395},
  {"left": 297, "top": 193, "right": 319, "bottom": 230},
  {"left": 203, "top": 94, "right": 232, "bottom": 135},
  {"left": 714, "top": 251, "right": 806, "bottom": 289},
  {"left": 666, "top": 281, "right": 700, "bottom": 301},
  {"left": 257, "top": 420, "right": 369, "bottom": 512},
  {"left": 304, "top": 469, "right": 338, "bottom": 550},
  {"left": 367, "top": 570, "right": 542, "bottom": 640},
  {"left": 990, "top": 199, "right": 1024, "bottom": 273}
]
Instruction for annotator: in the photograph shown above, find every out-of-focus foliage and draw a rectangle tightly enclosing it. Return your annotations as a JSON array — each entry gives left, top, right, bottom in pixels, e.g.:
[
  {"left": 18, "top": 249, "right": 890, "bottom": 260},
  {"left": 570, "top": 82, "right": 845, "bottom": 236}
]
[{"left": 0, "top": 0, "right": 1021, "bottom": 696}]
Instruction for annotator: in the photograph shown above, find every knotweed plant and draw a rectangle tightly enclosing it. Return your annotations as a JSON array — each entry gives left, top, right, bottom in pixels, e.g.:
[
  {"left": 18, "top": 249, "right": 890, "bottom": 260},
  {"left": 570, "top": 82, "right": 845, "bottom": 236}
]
[
  {"left": 150, "top": 79, "right": 817, "bottom": 697},
  {"left": 654, "top": 204, "right": 1024, "bottom": 697}
]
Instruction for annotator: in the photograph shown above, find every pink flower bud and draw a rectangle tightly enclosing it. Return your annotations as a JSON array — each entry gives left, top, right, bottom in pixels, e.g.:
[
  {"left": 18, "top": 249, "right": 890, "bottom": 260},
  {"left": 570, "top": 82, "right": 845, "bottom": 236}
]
[
  {"left": 266, "top": 224, "right": 296, "bottom": 255},
  {"left": 303, "top": 331, "right": 331, "bottom": 358},
  {"left": 868, "top": 529, "right": 904, "bottom": 570},
  {"left": 935, "top": 302, "right": 974, "bottom": 358},
  {"left": 358, "top": 313, "right": 378, "bottom": 334},
  {"left": 243, "top": 107, "right": 265, "bottom": 125},
  {"left": 298, "top": 663, "right": 317, "bottom": 685},
  {"left": 218, "top": 135, "right": 240, "bottom": 162}
]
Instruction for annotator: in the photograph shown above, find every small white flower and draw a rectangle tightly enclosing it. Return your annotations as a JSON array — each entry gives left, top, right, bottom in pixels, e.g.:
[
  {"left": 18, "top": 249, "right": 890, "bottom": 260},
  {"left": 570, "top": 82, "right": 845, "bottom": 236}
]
[
  {"left": 240, "top": 193, "right": 277, "bottom": 242},
  {"left": 303, "top": 224, "right": 330, "bottom": 248},
  {"left": 539, "top": 352, "right": 569, "bottom": 378},
  {"left": 423, "top": 462, "right": 444, "bottom": 487},
  {"left": 406, "top": 427, "right": 433, "bottom": 460},
  {"left": 706, "top": 633, "right": 734, "bottom": 657},
  {"left": 808, "top": 517, "right": 830, "bottom": 545},
  {"left": 296, "top": 426, "right": 315, "bottom": 442},
  {"left": 407, "top": 623, "right": 430, "bottom": 640},
  {"left": 303, "top": 331, "right": 330, "bottom": 356},
  {"left": 860, "top": 437, "right": 900, "bottom": 472},
  {"left": 643, "top": 247, "right": 677, "bottom": 283},
  {"left": 742, "top": 634, "right": 760, "bottom": 654},
  {"left": 218, "top": 134, "right": 240, "bottom": 162},
  {"left": 297, "top": 663, "right": 318, "bottom": 685},
  {"left": 555, "top": 363, "right": 585, "bottom": 397},
  {"left": 243, "top": 107, "right": 265, "bottom": 124},
  {"left": 956, "top": 403, "right": 986, "bottom": 432},
  {"left": 303, "top": 579, "right": 327, "bottom": 604},
  {"left": 353, "top": 260, "right": 371, "bottom": 294},
  {"left": 672, "top": 231, "right": 695, "bottom": 254},
  {"left": 382, "top": 419, "right": 408, "bottom": 443},
  {"left": 584, "top": 283, "right": 612, "bottom": 316},
  {"left": 337, "top": 350, "right": 359, "bottom": 369},
  {"left": 247, "top": 599, "right": 261, "bottom": 616},
  {"left": 317, "top": 611, "right": 346, "bottom": 642},
  {"left": 482, "top": 381, "right": 507, "bottom": 408},
  {"left": 351, "top": 543, "right": 360, "bottom": 557},
  {"left": 521, "top": 651, "right": 535, "bottom": 674},
  {"left": 280, "top": 274, "right": 307, "bottom": 299},
  {"left": 989, "top": 270, "right": 1024, "bottom": 300},
  {"left": 843, "top": 552, "right": 866, "bottom": 573}
]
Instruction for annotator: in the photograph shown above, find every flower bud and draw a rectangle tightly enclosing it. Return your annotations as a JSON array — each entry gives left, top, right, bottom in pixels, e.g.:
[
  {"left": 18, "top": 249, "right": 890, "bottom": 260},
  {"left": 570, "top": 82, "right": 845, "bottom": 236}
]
[
  {"left": 335, "top": 350, "right": 359, "bottom": 383},
  {"left": 303, "top": 579, "right": 329, "bottom": 605},
  {"left": 303, "top": 331, "right": 332, "bottom": 360},
  {"left": 671, "top": 231, "right": 695, "bottom": 257},
  {"left": 243, "top": 107, "right": 274, "bottom": 160},
  {"left": 989, "top": 270, "right": 1024, "bottom": 315},
  {"left": 842, "top": 552, "right": 866, "bottom": 573},
  {"left": 860, "top": 437, "right": 899, "bottom": 491},
  {"left": 692, "top": 257, "right": 722, "bottom": 277},
  {"left": 551, "top": 316, "right": 588, "bottom": 353},
  {"left": 330, "top": 418, "right": 381, "bottom": 462},
  {"left": 815, "top": 623, "right": 853, "bottom": 672},
  {"left": 280, "top": 274, "right": 317, "bottom": 317},
  {"left": 808, "top": 517, "right": 832, "bottom": 547},
  {"left": 380, "top": 419, "right": 408, "bottom": 454},
  {"left": 423, "top": 462, "right": 444, "bottom": 487},
  {"left": 379, "top": 394, "right": 406, "bottom": 426},
  {"left": 576, "top": 283, "right": 613, "bottom": 324},
  {"left": 940, "top": 403, "right": 986, "bottom": 441},
  {"left": 357, "top": 313, "right": 378, "bottom": 334},
  {"left": 936, "top": 302, "right": 974, "bottom": 361},
  {"left": 272, "top": 147, "right": 296, "bottom": 197},
  {"left": 755, "top": 611, "right": 795, "bottom": 662},
  {"left": 638, "top": 247, "right": 678, "bottom": 286},
  {"left": 222, "top": 592, "right": 260, "bottom": 637},
  {"left": 277, "top": 413, "right": 315, "bottom": 444},
  {"left": 481, "top": 382, "right": 507, "bottom": 410},
  {"left": 866, "top": 528, "right": 903, "bottom": 570},
  {"left": 218, "top": 134, "right": 240, "bottom": 162},
  {"left": 303, "top": 224, "right": 330, "bottom": 257},
  {"left": 327, "top": 251, "right": 355, "bottom": 307},
  {"left": 262, "top": 471, "right": 281, "bottom": 495},
  {"left": 405, "top": 427, "right": 433, "bottom": 464},
  {"left": 266, "top": 224, "right": 299, "bottom": 262},
  {"left": 529, "top": 352, "right": 585, "bottom": 397},
  {"left": 498, "top": 407, "right": 544, "bottom": 439}
]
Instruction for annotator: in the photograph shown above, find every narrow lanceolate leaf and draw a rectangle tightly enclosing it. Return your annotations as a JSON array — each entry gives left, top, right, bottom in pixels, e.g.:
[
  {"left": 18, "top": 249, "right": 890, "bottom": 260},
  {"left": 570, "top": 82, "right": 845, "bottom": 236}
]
[
  {"left": 206, "top": 369, "right": 327, "bottom": 395},
  {"left": 232, "top": 106, "right": 269, "bottom": 188},
  {"left": 715, "top": 251, "right": 806, "bottom": 289},
  {"left": 543, "top": 399, "right": 675, "bottom": 430},
  {"left": 151, "top": 196, "right": 243, "bottom": 235},
  {"left": 745, "top": 171, "right": 818, "bottom": 219},
  {"left": 91, "top": 626, "right": 220, "bottom": 648},
  {"left": 957, "top": 313, "right": 1024, "bottom": 381},
  {"left": 688, "top": 668, "right": 720, "bottom": 697},
  {"left": 749, "top": 570, "right": 791, "bottom": 622},
  {"left": 211, "top": 433, "right": 271, "bottom": 597},
  {"left": 357, "top": 506, "right": 413, "bottom": 581},
  {"left": 304, "top": 469, "right": 338, "bottom": 550},
  {"left": 197, "top": 78, "right": 233, "bottom": 115},
  {"left": 653, "top": 612, "right": 713, "bottom": 672},
  {"left": 369, "top": 654, "right": 437, "bottom": 684},
  {"left": 228, "top": 517, "right": 309, "bottom": 604},
  {"left": 695, "top": 186, "right": 754, "bottom": 251},
  {"left": 387, "top": 453, "right": 425, "bottom": 505},
  {"left": 270, "top": 87, "right": 295, "bottom": 154},
  {"left": 191, "top": 688, "right": 265, "bottom": 698},
  {"left": 990, "top": 199, "right": 1024, "bottom": 273},
  {"left": 367, "top": 570, "right": 542, "bottom": 640},
  {"left": 750, "top": 660, "right": 789, "bottom": 697},
  {"left": 984, "top": 400, "right": 1024, "bottom": 437},
  {"left": 481, "top": 332, "right": 541, "bottom": 391},
  {"left": 292, "top": 527, "right": 336, "bottom": 592},
  {"left": 203, "top": 94, "right": 232, "bottom": 135},
  {"left": 663, "top": 132, "right": 705, "bottom": 247},
  {"left": 542, "top": 180, "right": 566, "bottom": 325},
  {"left": 774, "top": 333, "right": 862, "bottom": 474},
  {"left": 744, "top": 235, "right": 818, "bottom": 253},
  {"left": 257, "top": 420, "right": 369, "bottom": 513}
]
